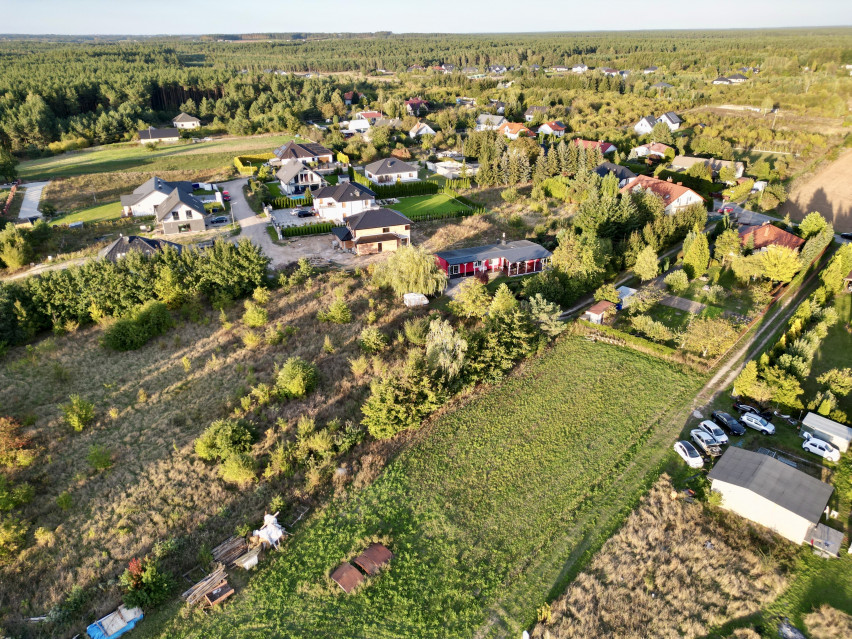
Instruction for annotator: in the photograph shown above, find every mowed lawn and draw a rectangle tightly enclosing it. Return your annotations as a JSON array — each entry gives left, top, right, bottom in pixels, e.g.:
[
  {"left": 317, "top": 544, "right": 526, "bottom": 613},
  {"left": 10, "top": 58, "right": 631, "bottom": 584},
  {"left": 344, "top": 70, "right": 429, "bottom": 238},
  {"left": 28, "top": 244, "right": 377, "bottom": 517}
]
[
  {"left": 392, "top": 193, "right": 470, "bottom": 217},
  {"left": 142, "top": 338, "right": 701, "bottom": 639},
  {"left": 19, "top": 134, "right": 299, "bottom": 181},
  {"left": 48, "top": 200, "right": 123, "bottom": 225}
]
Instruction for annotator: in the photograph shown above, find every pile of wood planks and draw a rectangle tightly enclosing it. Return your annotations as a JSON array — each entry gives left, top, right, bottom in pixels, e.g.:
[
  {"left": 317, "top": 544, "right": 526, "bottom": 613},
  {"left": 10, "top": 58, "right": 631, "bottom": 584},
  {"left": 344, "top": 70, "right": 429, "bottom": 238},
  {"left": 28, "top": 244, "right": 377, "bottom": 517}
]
[
  {"left": 181, "top": 563, "right": 227, "bottom": 606},
  {"left": 212, "top": 536, "right": 248, "bottom": 568}
]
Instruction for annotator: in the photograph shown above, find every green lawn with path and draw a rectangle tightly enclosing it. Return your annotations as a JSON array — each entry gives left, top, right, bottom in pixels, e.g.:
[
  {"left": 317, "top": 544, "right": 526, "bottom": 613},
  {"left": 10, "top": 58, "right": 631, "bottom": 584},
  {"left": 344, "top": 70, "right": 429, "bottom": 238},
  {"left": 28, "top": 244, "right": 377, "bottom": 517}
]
[
  {"left": 391, "top": 193, "right": 469, "bottom": 217},
  {"left": 18, "top": 134, "right": 300, "bottom": 181}
]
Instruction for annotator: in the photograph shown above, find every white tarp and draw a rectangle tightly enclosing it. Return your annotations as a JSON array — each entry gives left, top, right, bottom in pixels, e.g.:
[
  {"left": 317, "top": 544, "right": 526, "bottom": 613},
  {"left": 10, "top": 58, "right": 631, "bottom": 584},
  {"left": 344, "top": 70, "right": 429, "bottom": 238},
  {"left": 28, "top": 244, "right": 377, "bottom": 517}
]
[
  {"left": 253, "top": 512, "right": 285, "bottom": 548},
  {"left": 404, "top": 293, "right": 429, "bottom": 307}
]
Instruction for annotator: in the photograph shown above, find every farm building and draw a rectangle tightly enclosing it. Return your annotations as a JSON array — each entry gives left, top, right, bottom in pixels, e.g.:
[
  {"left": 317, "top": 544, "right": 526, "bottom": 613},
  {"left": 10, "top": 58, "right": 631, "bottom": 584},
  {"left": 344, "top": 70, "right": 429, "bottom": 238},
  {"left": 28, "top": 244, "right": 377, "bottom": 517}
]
[
  {"left": 801, "top": 412, "right": 852, "bottom": 453},
  {"left": 434, "top": 239, "right": 552, "bottom": 278},
  {"left": 708, "top": 447, "right": 841, "bottom": 554}
]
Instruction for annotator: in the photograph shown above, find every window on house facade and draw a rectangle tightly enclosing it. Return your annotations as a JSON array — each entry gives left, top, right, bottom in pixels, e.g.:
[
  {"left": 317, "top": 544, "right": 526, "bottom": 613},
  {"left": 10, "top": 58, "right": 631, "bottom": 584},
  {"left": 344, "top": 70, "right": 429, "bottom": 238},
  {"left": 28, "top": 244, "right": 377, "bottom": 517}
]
[
  {"left": 404, "top": 225, "right": 410, "bottom": 230},
  {"left": 450, "top": 264, "right": 460, "bottom": 275},
  {"left": 172, "top": 211, "right": 179, "bottom": 221},
  {"left": 382, "top": 227, "right": 389, "bottom": 233}
]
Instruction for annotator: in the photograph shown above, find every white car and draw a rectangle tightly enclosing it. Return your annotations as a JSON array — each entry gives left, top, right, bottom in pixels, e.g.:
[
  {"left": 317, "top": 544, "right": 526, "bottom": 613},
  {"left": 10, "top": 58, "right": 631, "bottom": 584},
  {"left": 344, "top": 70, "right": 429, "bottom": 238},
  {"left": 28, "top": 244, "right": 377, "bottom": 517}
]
[
  {"left": 690, "top": 429, "right": 723, "bottom": 457},
  {"left": 802, "top": 435, "right": 841, "bottom": 462},
  {"left": 741, "top": 413, "right": 775, "bottom": 435},
  {"left": 698, "top": 420, "right": 729, "bottom": 445},
  {"left": 674, "top": 440, "right": 704, "bottom": 468}
]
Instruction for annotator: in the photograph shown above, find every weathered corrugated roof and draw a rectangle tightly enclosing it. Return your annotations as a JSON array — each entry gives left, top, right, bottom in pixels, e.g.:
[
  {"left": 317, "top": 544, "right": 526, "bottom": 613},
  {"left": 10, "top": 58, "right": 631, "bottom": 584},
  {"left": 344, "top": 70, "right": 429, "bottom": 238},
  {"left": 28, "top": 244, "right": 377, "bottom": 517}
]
[
  {"left": 802, "top": 412, "right": 852, "bottom": 443},
  {"left": 435, "top": 239, "right": 552, "bottom": 266},
  {"left": 330, "top": 563, "right": 363, "bottom": 593},
  {"left": 708, "top": 447, "right": 833, "bottom": 523},
  {"left": 353, "top": 543, "right": 393, "bottom": 576}
]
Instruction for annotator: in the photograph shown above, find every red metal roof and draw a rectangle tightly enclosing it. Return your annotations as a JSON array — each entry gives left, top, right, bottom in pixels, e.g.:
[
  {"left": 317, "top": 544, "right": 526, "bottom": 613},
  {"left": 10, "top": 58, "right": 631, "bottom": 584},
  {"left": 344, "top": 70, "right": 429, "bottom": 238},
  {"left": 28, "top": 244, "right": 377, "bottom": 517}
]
[
  {"left": 330, "top": 563, "right": 364, "bottom": 593},
  {"left": 353, "top": 543, "right": 393, "bottom": 576},
  {"left": 573, "top": 138, "right": 615, "bottom": 154}
]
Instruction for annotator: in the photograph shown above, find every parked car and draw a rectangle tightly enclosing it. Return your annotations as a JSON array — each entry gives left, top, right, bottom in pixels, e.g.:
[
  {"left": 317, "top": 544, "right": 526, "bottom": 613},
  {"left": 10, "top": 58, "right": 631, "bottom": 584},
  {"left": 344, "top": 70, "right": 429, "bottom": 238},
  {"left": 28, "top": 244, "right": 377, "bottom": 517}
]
[
  {"left": 711, "top": 411, "right": 746, "bottom": 436},
  {"left": 718, "top": 204, "right": 736, "bottom": 214},
  {"left": 674, "top": 440, "right": 704, "bottom": 468},
  {"left": 222, "top": 194, "right": 231, "bottom": 202},
  {"left": 802, "top": 434, "right": 841, "bottom": 462},
  {"left": 840, "top": 232, "right": 852, "bottom": 241},
  {"left": 192, "top": 183, "right": 200, "bottom": 189},
  {"left": 690, "top": 430, "right": 723, "bottom": 457},
  {"left": 293, "top": 209, "right": 315, "bottom": 218},
  {"left": 209, "top": 216, "right": 229, "bottom": 226},
  {"left": 741, "top": 412, "right": 776, "bottom": 435},
  {"left": 733, "top": 401, "right": 760, "bottom": 415},
  {"left": 697, "top": 420, "right": 729, "bottom": 445}
]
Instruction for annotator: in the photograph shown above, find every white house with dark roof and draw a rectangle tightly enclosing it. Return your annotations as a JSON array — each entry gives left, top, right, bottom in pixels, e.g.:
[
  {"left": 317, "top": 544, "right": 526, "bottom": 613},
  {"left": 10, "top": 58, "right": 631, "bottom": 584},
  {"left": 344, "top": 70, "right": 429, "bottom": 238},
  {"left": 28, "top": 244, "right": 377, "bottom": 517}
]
[
  {"left": 363, "top": 158, "right": 419, "bottom": 185},
  {"left": 643, "top": 66, "right": 658, "bottom": 74},
  {"left": 331, "top": 207, "right": 412, "bottom": 256},
  {"left": 155, "top": 189, "right": 207, "bottom": 235},
  {"left": 172, "top": 113, "right": 201, "bottom": 129},
  {"left": 138, "top": 126, "right": 179, "bottom": 145},
  {"left": 727, "top": 73, "right": 748, "bottom": 83},
  {"left": 572, "top": 63, "right": 588, "bottom": 73},
  {"left": 634, "top": 115, "right": 657, "bottom": 135},
  {"left": 98, "top": 235, "right": 182, "bottom": 261},
  {"left": 475, "top": 114, "right": 506, "bottom": 131},
  {"left": 594, "top": 162, "right": 637, "bottom": 187},
  {"left": 713, "top": 77, "right": 732, "bottom": 85},
  {"left": 524, "top": 106, "right": 547, "bottom": 122},
  {"left": 121, "top": 177, "right": 194, "bottom": 217},
  {"left": 657, "top": 111, "right": 683, "bottom": 132},
  {"left": 276, "top": 160, "right": 326, "bottom": 196},
  {"left": 312, "top": 182, "right": 376, "bottom": 221},
  {"left": 708, "top": 447, "right": 841, "bottom": 555},
  {"left": 272, "top": 141, "right": 334, "bottom": 166}
]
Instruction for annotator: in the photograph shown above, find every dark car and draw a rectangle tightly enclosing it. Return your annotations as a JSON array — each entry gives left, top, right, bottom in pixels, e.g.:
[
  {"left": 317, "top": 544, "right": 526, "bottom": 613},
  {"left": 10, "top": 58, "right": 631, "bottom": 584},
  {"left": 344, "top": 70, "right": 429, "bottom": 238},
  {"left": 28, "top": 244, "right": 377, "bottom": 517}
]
[
  {"left": 711, "top": 411, "right": 746, "bottom": 436},
  {"left": 841, "top": 232, "right": 852, "bottom": 241},
  {"left": 733, "top": 401, "right": 759, "bottom": 415},
  {"left": 209, "top": 216, "right": 229, "bottom": 226},
  {"left": 296, "top": 209, "right": 315, "bottom": 218}
]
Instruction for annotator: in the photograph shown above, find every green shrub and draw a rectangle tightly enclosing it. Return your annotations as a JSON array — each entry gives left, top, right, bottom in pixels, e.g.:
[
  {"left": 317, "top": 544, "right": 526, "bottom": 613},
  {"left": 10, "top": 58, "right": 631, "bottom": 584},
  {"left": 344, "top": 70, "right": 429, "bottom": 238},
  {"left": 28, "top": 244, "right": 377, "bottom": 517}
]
[
  {"left": 103, "top": 301, "right": 174, "bottom": 351},
  {"left": 119, "top": 556, "right": 173, "bottom": 609},
  {"left": 403, "top": 317, "right": 429, "bottom": 345},
  {"left": 86, "top": 445, "right": 113, "bottom": 471},
  {"left": 62, "top": 394, "right": 95, "bottom": 432},
  {"left": 349, "top": 355, "right": 370, "bottom": 377},
  {"left": 664, "top": 270, "right": 689, "bottom": 294},
  {"left": 359, "top": 327, "right": 387, "bottom": 353},
  {"left": 218, "top": 453, "right": 256, "bottom": 485},
  {"left": 56, "top": 491, "right": 72, "bottom": 511},
  {"left": 0, "top": 476, "right": 34, "bottom": 511},
  {"left": 0, "top": 514, "right": 29, "bottom": 560},
  {"left": 276, "top": 357, "right": 319, "bottom": 399},
  {"left": 317, "top": 299, "right": 352, "bottom": 324},
  {"left": 194, "top": 419, "right": 254, "bottom": 462},
  {"left": 242, "top": 300, "right": 269, "bottom": 328}
]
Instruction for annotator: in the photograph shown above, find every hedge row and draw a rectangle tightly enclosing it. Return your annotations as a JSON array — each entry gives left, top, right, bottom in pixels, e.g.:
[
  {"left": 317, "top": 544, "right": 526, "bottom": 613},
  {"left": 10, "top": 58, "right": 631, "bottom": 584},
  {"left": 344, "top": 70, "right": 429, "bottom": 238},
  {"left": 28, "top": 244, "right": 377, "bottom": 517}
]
[
  {"left": 267, "top": 192, "right": 313, "bottom": 209},
  {"left": 576, "top": 319, "right": 678, "bottom": 358},
  {"left": 234, "top": 153, "right": 275, "bottom": 176},
  {"left": 282, "top": 222, "right": 343, "bottom": 237},
  {"left": 406, "top": 207, "right": 485, "bottom": 222}
]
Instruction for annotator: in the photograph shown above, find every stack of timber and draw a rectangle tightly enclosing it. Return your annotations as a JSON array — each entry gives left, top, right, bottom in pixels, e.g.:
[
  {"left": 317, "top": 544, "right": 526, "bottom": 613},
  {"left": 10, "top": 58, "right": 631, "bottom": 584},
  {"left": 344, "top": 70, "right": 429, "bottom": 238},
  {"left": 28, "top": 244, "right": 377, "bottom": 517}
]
[
  {"left": 181, "top": 563, "right": 228, "bottom": 606},
  {"left": 212, "top": 536, "right": 248, "bottom": 568}
]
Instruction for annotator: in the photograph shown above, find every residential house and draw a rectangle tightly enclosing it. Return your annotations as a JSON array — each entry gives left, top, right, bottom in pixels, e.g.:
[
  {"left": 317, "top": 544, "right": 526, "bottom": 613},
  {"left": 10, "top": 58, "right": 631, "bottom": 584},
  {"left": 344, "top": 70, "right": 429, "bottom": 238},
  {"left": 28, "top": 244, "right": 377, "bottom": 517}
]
[
  {"left": 138, "top": 127, "right": 179, "bottom": 145},
  {"left": 98, "top": 235, "right": 182, "bottom": 261},
  {"left": 574, "top": 138, "right": 616, "bottom": 155},
  {"left": 671, "top": 155, "right": 745, "bottom": 178},
  {"left": 594, "top": 162, "right": 637, "bottom": 187},
  {"left": 800, "top": 412, "right": 852, "bottom": 454},
  {"left": 405, "top": 97, "right": 429, "bottom": 115},
  {"left": 343, "top": 91, "right": 364, "bottom": 106},
  {"left": 657, "top": 111, "right": 683, "bottom": 131},
  {"left": 619, "top": 70, "right": 630, "bottom": 79},
  {"left": 356, "top": 111, "right": 384, "bottom": 123},
  {"left": 581, "top": 300, "right": 615, "bottom": 324},
  {"left": 276, "top": 160, "right": 326, "bottom": 196},
  {"left": 713, "top": 77, "right": 732, "bottom": 85},
  {"left": 489, "top": 99, "right": 506, "bottom": 114},
  {"left": 409, "top": 121, "right": 436, "bottom": 138},
  {"left": 631, "top": 142, "right": 674, "bottom": 160},
  {"left": 272, "top": 141, "right": 334, "bottom": 166},
  {"left": 652, "top": 82, "right": 674, "bottom": 89},
  {"left": 331, "top": 208, "right": 411, "bottom": 256},
  {"left": 524, "top": 106, "right": 548, "bottom": 122},
  {"left": 432, "top": 159, "right": 478, "bottom": 179},
  {"left": 738, "top": 222, "right": 806, "bottom": 252},
  {"left": 487, "top": 65, "right": 507, "bottom": 74},
  {"left": 572, "top": 63, "right": 588, "bottom": 73},
  {"left": 497, "top": 122, "right": 533, "bottom": 140},
  {"left": 440, "top": 64, "right": 456, "bottom": 74},
  {"left": 456, "top": 97, "right": 477, "bottom": 107},
  {"left": 538, "top": 121, "right": 566, "bottom": 137},
  {"left": 372, "top": 117, "right": 403, "bottom": 130},
  {"left": 728, "top": 73, "right": 748, "bottom": 83},
  {"left": 634, "top": 115, "right": 657, "bottom": 135},
  {"left": 475, "top": 114, "right": 506, "bottom": 131},
  {"left": 346, "top": 119, "right": 371, "bottom": 134},
  {"left": 312, "top": 182, "right": 376, "bottom": 221},
  {"left": 121, "top": 177, "right": 194, "bottom": 217},
  {"left": 435, "top": 239, "right": 552, "bottom": 278},
  {"left": 600, "top": 68, "right": 619, "bottom": 76},
  {"left": 708, "top": 447, "right": 841, "bottom": 555},
  {"left": 172, "top": 113, "right": 201, "bottom": 129},
  {"left": 643, "top": 65, "right": 659, "bottom": 74},
  {"left": 155, "top": 188, "right": 207, "bottom": 235},
  {"left": 619, "top": 175, "right": 704, "bottom": 214},
  {"left": 406, "top": 64, "right": 424, "bottom": 73},
  {"left": 364, "top": 158, "right": 419, "bottom": 185}
]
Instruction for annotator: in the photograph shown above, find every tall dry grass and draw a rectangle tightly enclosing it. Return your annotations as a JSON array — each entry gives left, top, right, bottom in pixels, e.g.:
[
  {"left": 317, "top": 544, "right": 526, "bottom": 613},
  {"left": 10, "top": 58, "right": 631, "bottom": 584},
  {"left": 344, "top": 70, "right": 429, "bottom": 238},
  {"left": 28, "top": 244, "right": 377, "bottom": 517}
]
[
  {"left": 0, "top": 269, "right": 419, "bottom": 637},
  {"left": 532, "top": 475, "right": 792, "bottom": 639},
  {"left": 805, "top": 605, "right": 852, "bottom": 639}
]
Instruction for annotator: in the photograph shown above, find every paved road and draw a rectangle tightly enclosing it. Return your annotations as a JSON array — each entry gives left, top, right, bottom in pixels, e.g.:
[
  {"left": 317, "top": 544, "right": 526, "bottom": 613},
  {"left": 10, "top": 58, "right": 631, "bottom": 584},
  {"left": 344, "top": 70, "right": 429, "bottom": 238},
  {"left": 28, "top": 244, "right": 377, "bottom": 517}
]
[
  {"left": 221, "top": 177, "right": 289, "bottom": 267},
  {"left": 18, "top": 181, "right": 50, "bottom": 218}
]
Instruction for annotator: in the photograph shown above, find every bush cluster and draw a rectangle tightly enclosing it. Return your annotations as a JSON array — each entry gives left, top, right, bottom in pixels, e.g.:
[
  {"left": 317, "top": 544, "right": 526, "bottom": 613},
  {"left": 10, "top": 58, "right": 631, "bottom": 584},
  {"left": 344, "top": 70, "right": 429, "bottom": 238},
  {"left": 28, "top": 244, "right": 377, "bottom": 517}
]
[{"left": 102, "top": 301, "right": 174, "bottom": 351}]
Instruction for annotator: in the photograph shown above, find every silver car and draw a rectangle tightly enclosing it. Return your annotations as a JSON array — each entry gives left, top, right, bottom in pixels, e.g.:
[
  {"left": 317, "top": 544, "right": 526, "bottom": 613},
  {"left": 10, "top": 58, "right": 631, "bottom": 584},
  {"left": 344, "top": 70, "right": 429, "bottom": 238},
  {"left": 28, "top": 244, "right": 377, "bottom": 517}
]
[{"left": 741, "top": 413, "right": 775, "bottom": 435}]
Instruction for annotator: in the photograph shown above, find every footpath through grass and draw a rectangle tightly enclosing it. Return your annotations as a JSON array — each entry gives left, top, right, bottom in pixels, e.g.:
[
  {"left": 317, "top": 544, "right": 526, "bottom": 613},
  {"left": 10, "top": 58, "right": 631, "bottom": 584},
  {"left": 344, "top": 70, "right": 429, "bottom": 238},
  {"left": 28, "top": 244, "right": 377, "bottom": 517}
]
[{"left": 141, "top": 337, "right": 702, "bottom": 639}]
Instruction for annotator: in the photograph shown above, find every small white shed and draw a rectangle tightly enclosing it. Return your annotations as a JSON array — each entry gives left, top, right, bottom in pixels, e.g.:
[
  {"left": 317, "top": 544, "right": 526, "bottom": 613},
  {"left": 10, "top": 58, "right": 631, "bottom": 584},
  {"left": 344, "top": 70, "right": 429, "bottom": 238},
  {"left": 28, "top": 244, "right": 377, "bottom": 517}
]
[
  {"left": 801, "top": 412, "right": 852, "bottom": 453},
  {"left": 616, "top": 286, "right": 637, "bottom": 308}
]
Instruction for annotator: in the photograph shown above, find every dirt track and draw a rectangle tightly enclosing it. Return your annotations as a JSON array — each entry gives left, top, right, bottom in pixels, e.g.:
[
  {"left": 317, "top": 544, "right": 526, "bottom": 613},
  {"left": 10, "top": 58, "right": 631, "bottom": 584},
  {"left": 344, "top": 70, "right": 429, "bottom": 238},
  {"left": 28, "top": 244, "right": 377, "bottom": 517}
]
[{"left": 780, "top": 149, "right": 852, "bottom": 232}]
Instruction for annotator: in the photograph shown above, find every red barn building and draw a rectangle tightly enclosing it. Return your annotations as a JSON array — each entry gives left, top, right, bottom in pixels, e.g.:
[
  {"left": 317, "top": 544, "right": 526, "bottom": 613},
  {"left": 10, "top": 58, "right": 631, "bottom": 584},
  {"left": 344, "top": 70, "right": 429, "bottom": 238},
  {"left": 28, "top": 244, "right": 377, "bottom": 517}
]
[{"left": 435, "top": 239, "right": 552, "bottom": 278}]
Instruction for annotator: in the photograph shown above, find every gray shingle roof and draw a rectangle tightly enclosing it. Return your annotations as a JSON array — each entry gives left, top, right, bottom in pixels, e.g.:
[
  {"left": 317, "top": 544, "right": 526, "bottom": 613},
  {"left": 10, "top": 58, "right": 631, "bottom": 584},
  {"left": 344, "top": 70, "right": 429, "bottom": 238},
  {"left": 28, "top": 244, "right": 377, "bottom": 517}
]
[
  {"left": 364, "top": 158, "right": 417, "bottom": 176},
  {"left": 155, "top": 188, "right": 206, "bottom": 221},
  {"left": 173, "top": 113, "right": 200, "bottom": 123},
  {"left": 594, "top": 162, "right": 636, "bottom": 182},
  {"left": 708, "top": 447, "right": 834, "bottom": 523},
  {"left": 275, "top": 161, "right": 322, "bottom": 184},
  {"left": 138, "top": 127, "right": 179, "bottom": 140},
  {"left": 346, "top": 207, "right": 411, "bottom": 230},
  {"left": 98, "top": 235, "right": 182, "bottom": 261},
  {"left": 435, "top": 240, "right": 552, "bottom": 266},
  {"left": 314, "top": 182, "right": 375, "bottom": 203},
  {"left": 524, "top": 106, "right": 547, "bottom": 115},
  {"left": 659, "top": 111, "right": 683, "bottom": 124},
  {"left": 121, "top": 177, "right": 193, "bottom": 207},
  {"left": 273, "top": 140, "right": 333, "bottom": 161},
  {"left": 476, "top": 114, "right": 506, "bottom": 126}
]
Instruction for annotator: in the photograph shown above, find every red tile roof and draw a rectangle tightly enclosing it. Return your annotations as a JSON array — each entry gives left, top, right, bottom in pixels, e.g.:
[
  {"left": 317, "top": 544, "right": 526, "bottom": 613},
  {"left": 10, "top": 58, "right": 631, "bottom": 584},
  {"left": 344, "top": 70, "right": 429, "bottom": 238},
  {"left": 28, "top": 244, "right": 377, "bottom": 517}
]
[
  {"left": 738, "top": 223, "right": 806, "bottom": 251},
  {"left": 541, "top": 121, "right": 566, "bottom": 132},
  {"left": 358, "top": 111, "right": 384, "bottom": 119},
  {"left": 619, "top": 175, "right": 704, "bottom": 204},
  {"left": 636, "top": 142, "right": 673, "bottom": 156},
  {"left": 573, "top": 138, "right": 615, "bottom": 154}
]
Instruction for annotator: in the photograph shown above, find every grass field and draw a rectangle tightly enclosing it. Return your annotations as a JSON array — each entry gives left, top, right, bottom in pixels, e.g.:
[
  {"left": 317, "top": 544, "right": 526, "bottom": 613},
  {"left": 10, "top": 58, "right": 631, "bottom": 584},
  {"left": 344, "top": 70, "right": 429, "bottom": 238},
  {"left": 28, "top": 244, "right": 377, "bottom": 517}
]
[
  {"left": 140, "top": 337, "right": 702, "bottom": 639},
  {"left": 48, "top": 200, "right": 123, "bottom": 225},
  {"left": 391, "top": 193, "right": 470, "bottom": 217},
  {"left": 804, "top": 292, "right": 852, "bottom": 417},
  {"left": 19, "top": 134, "right": 299, "bottom": 181}
]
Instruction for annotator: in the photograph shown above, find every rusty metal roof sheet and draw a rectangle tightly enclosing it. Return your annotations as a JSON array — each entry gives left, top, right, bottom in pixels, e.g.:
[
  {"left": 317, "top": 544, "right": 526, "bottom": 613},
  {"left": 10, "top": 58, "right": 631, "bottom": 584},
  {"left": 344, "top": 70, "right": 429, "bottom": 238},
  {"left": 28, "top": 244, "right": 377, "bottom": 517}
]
[
  {"left": 353, "top": 543, "right": 393, "bottom": 576},
  {"left": 330, "top": 563, "right": 364, "bottom": 593}
]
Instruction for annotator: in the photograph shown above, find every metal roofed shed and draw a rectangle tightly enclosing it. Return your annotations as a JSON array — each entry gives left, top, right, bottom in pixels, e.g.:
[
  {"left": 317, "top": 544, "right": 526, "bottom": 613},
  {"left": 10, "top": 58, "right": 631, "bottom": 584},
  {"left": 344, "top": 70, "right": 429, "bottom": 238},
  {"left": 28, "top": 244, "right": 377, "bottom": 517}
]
[
  {"left": 352, "top": 543, "right": 393, "bottom": 576},
  {"left": 708, "top": 447, "right": 834, "bottom": 545},
  {"left": 801, "top": 412, "right": 852, "bottom": 453},
  {"left": 330, "top": 562, "right": 364, "bottom": 593}
]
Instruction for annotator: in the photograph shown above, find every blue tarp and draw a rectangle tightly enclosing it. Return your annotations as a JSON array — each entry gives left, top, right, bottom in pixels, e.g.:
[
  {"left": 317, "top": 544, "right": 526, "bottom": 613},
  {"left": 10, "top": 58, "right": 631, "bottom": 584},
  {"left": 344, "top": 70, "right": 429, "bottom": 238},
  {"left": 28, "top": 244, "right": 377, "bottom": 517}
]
[{"left": 86, "top": 609, "right": 143, "bottom": 639}]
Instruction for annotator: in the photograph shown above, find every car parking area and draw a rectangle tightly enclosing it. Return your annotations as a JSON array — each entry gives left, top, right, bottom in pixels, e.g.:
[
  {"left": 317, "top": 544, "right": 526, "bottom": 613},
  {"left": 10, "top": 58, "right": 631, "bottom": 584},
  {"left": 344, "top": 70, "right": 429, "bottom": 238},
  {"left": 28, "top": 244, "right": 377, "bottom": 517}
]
[{"left": 270, "top": 208, "right": 326, "bottom": 229}]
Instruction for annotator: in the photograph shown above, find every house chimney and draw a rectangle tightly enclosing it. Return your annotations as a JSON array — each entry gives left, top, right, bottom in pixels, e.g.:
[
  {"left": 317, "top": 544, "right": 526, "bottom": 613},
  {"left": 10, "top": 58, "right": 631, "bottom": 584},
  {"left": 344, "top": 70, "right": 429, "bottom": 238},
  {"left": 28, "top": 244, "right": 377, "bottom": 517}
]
[
  {"left": 677, "top": 182, "right": 682, "bottom": 186},
  {"left": 667, "top": 177, "right": 673, "bottom": 182},
  {"left": 501, "top": 232, "right": 507, "bottom": 245}
]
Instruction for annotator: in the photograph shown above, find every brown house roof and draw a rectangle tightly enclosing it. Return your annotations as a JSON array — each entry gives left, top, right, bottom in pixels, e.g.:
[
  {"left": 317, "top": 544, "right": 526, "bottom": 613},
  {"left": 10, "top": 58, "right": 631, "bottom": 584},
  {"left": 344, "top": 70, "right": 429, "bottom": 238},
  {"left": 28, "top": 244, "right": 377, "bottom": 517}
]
[
  {"left": 620, "top": 175, "right": 703, "bottom": 205},
  {"left": 497, "top": 122, "right": 532, "bottom": 136},
  {"left": 587, "top": 301, "right": 615, "bottom": 315},
  {"left": 738, "top": 223, "right": 805, "bottom": 251}
]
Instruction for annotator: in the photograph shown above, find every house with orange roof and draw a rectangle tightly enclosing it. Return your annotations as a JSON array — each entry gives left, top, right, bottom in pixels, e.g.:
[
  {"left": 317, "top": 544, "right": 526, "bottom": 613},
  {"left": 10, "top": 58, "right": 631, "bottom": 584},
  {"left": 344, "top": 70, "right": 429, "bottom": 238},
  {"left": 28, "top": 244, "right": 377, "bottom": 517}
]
[
  {"left": 619, "top": 175, "right": 704, "bottom": 214},
  {"left": 573, "top": 138, "right": 616, "bottom": 154},
  {"left": 738, "top": 222, "right": 806, "bottom": 252},
  {"left": 497, "top": 122, "right": 533, "bottom": 140},
  {"left": 538, "top": 121, "right": 566, "bottom": 137}
]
